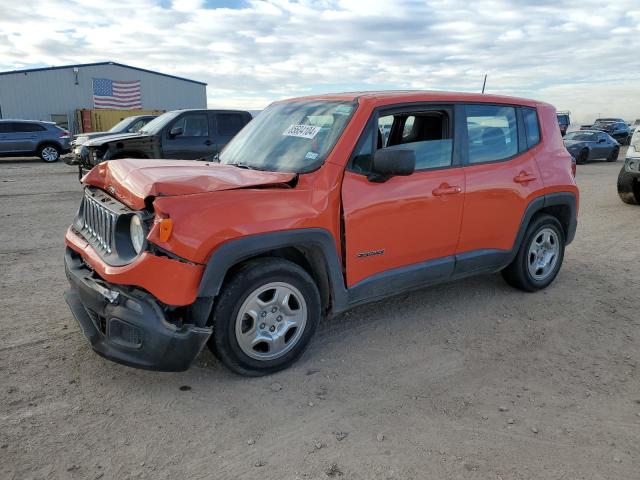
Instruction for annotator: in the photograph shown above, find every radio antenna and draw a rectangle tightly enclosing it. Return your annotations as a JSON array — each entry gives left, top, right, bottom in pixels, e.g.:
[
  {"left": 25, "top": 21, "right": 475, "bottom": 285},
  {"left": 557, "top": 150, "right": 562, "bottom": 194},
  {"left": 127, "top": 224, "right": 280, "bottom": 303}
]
[{"left": 481, "top": 74, "right": 487, "bottom": 93}]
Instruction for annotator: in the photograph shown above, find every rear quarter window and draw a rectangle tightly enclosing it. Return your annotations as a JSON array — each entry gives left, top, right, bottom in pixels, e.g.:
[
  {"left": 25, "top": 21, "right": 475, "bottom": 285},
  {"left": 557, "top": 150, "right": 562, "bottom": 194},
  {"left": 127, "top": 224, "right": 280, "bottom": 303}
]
[{"left": 523, "top": 108, "right": 541, "bottom": 148}]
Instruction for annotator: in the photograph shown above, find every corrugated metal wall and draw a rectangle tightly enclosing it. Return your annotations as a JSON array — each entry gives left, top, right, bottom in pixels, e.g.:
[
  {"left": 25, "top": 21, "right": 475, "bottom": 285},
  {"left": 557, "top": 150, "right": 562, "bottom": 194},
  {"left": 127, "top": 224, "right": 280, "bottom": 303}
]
[{"left": 0, "top": 63, "right": 207, "bottom": 133}]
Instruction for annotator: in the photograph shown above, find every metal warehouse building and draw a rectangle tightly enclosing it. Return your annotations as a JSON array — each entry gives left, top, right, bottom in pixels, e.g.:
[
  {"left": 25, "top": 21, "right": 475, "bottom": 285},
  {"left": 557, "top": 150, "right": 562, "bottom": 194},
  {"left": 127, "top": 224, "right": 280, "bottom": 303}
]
[{"left": 0, "top": 61, "right": 207, "bottom": 133}]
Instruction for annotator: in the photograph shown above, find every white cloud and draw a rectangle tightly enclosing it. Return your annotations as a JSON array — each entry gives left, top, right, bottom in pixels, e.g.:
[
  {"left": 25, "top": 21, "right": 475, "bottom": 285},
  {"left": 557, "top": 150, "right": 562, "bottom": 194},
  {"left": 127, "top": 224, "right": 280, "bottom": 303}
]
[{"left": 0, "top": 0, "right": 639, "bottom": 121}]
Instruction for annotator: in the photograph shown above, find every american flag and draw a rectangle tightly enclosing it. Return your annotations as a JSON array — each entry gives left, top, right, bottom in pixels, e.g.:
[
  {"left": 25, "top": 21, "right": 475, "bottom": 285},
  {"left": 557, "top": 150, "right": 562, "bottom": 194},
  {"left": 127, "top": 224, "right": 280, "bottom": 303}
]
[{"left": 92, "top": 78, "right": 142, "bottom": 109}]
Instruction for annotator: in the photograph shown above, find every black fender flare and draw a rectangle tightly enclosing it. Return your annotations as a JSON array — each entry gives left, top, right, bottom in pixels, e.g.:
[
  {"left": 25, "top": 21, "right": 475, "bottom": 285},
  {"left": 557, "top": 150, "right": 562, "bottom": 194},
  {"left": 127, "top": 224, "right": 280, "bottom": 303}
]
[
  {"left": 513, "top": 192, "right": 578, "bottom": 252},
  {"left": 197, "top": 228, "right": 349, "bottom": 312}
]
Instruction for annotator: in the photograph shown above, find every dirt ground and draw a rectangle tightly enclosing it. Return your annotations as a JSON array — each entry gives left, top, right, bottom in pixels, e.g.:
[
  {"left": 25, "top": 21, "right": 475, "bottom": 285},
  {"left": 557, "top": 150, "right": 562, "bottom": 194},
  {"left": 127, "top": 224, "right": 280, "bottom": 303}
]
[{"left": 1, "top": 150, "right": 639, "bottom": 480}]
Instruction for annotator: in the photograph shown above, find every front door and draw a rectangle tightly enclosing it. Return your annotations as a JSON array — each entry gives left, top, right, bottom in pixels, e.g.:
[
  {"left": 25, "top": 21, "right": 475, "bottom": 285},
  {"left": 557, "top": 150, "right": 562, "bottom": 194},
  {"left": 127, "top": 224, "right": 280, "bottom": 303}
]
[
  {"left": 162, "top": 112, "right": 216, "bottom": 160},
  {"left": 341, "top": 105, "right": 465, "bottom": 287}
]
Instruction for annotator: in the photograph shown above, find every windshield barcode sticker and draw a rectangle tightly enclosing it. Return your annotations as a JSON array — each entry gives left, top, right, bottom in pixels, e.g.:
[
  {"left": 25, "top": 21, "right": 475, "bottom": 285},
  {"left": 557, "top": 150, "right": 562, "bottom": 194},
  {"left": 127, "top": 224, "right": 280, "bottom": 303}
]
[{"left": 283, "top": 124, "right": 321, "bottom": 139}]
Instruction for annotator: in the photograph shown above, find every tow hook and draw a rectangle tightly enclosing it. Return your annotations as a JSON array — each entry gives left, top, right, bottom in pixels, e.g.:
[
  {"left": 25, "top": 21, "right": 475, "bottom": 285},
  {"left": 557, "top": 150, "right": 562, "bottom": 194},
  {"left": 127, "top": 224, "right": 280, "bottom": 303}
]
[{"left": 93, "top": 282, "right": 120, "bottom": 305}]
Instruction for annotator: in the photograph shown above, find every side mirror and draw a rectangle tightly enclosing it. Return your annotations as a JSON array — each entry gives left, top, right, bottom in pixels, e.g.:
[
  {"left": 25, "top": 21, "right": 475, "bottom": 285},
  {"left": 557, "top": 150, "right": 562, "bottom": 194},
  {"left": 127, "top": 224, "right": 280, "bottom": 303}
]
[
  {"left": 367, "top": 148, "right": 415, "bottom": 183},
  {"left": 169, "top": 126, "right": 183, "bottom": 137}
]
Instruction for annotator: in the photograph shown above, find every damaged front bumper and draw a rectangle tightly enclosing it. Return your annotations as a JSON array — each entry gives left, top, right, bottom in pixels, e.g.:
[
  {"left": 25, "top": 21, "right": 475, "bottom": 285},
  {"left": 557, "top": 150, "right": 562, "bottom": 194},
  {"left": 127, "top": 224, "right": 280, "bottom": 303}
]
[{"left": 64, "top": 248, "right": 212, "bottom": 371}]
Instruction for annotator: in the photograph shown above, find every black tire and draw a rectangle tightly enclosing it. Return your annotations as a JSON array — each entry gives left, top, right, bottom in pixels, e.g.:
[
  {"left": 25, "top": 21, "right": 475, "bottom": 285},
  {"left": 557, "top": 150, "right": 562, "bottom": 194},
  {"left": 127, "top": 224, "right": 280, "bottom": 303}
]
[
  {"left": 607, "top": 147, "right": 619, "bottom": 162},
  {"left": 617, "top": 167, "right": 640, "bottom": 205},
  {"left": 576, "top": 149, "right": 589, "bottom": 165},
  {"left": 208, "top": 257, "right": 321, "bottom": 376},
  {"left": 501, "top": 214, "right": 565, "bottom": 292},
  {"left": 37, "top": 143, "right": 61, "bottom": 162}
]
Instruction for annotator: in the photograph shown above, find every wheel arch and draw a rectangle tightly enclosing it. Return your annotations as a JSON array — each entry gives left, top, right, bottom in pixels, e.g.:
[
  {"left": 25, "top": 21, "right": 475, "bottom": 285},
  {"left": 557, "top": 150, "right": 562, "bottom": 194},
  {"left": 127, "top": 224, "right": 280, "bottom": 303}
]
[
  {"left": 36, "top": 140, "right": 63, "bottom": 153},
  {"left": 515, "top": 193, "right": 577, "bottom": 252},
  {"left": 197, "top": 229, "right": 348, "bottom": 316}
]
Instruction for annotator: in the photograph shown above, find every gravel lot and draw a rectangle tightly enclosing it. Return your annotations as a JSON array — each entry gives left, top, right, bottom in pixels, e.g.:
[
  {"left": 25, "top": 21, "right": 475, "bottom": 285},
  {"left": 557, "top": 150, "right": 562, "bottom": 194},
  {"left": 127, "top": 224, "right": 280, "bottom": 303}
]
[{"left": 1, "top": 151, "right": 639, "bottom": 480}]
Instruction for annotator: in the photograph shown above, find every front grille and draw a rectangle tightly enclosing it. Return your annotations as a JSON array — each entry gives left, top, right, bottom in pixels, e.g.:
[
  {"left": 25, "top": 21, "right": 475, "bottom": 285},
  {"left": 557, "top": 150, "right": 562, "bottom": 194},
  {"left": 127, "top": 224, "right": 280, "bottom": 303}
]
[{"left": 79, "top": 193, "right": 118, "bottom": 254}]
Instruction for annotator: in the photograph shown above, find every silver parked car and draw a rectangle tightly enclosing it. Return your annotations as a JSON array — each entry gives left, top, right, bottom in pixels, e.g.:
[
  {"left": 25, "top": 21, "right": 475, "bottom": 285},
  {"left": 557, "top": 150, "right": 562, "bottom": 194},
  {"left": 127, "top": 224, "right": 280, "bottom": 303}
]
[{"left": 0, "top": 119, "right": 71, "bottom": 162}]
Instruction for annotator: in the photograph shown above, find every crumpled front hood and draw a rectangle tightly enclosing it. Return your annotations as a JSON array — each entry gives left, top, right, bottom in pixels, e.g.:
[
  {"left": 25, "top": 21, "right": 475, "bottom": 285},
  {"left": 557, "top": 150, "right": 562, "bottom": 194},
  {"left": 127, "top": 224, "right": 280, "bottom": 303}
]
[
  {"left": 84, "top": 132, "right": 147, "bottom": 147},
  {"left": 82, "top": 158, "right": 296, "bottom": 210}
]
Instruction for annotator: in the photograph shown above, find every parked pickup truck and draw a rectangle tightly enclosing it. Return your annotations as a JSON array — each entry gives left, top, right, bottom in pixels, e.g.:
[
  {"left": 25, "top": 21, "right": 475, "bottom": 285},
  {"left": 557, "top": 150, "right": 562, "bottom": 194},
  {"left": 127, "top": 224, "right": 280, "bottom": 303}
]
[
  {"left": 64, "top": 91, "right": 578, "bottom": 375},
  {"left": 74, "top": 109, "right": 252, "bottom": 175},
  {"left": 617, "top": 128, "right": 640, "bottom": 204}
]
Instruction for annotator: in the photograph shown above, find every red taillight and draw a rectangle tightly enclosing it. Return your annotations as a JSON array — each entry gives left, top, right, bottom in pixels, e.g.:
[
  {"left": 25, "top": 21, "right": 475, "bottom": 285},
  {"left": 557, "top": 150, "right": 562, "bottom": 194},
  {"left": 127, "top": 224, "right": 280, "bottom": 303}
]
[{"left": 59, "top": 130, "right": 70, "bottom": 139}]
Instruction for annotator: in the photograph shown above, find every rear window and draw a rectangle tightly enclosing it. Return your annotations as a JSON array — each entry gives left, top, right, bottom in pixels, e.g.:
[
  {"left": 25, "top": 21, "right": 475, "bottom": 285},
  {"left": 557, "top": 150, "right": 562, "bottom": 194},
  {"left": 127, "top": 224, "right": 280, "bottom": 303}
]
[{"left": 466, "top": 105, "right": 518, "bottom": 163}]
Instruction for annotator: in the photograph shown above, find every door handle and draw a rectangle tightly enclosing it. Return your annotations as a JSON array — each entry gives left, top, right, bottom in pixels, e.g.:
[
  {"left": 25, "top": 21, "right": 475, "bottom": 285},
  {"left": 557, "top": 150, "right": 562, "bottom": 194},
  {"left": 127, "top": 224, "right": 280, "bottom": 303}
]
[
  {"left": 514, "top": 171, "right": 537, "bottom": 184},
  {"left": 432, "top": 183, "right": 462, "bottom": 196},
  {"left": 204, "top": 140, "right": 212, "bottom": 146}
]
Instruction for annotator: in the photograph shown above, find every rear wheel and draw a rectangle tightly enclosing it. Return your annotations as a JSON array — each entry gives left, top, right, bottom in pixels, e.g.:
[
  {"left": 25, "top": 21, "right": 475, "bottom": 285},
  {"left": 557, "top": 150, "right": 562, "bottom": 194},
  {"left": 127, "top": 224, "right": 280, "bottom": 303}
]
[
  {"left": 576, "top": 148, "right": 589, "bottom": 165},
  {"left": 208, "top": 258, "right": 321, "bottom": 376},
  {"left": 617, "top": 167, "right": 640, "bottom": 205},
  {"left": 607, "top": 147, "right": 619, "bottom": 162},
  {"left": 38, "top": 144, "right": 60, "bottom": 162},
  {"left": 502, "top": 214, "right": 565, "bottom": 292}
]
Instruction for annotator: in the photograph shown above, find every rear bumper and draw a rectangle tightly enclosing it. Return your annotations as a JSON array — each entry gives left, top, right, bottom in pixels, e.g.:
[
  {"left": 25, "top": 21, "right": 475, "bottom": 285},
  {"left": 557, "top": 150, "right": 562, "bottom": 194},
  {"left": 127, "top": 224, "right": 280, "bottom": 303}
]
[{"left": 64, "top": 248, "right": 211, "bottom": 371}]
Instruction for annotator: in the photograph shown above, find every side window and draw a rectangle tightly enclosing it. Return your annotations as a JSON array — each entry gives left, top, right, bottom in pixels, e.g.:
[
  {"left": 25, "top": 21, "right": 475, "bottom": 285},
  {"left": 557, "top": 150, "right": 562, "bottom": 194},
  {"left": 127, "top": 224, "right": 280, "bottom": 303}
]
[
  {"left": 522, "top": 108, "right": 540, "bottom": 148},
  {"left": 466, "top": 105, "right": 518, "bottom": 163},
  {"left": 13, "top": 123, "right": 46, "bottom": 133},
  {"left": 378, "top": 110, "right": 453, "bottom": 170},
  {"left": 129, "top": 120, "right": 146, "bottom": 132},
  {"left": 217, "top": 113, "right": 245, "bottom": 137},
  {"left": 350, "top": 124, "right": 374, "bottom": 173},
  {"left": 171, "top": 114, "right": 209, "bottom": 137}
]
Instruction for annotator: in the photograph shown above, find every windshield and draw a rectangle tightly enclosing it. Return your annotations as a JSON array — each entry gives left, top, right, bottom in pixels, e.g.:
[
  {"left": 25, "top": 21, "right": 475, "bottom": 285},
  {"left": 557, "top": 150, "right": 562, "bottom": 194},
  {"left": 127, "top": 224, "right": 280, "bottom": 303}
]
[
  {"left": 139, "top": 111, "right": 181, "bottom": 135},
  {"left": 631, "top": 129, "right": 640, "bottom": 147},
  {"left": 109, "top": 117, "right": 135, "bottom": 133},
  {"left": 219, "top": 100, "right": 356, "bottom": 173},
  {"left": 565, "top": 132, "right": 596, "bottom": 141}
]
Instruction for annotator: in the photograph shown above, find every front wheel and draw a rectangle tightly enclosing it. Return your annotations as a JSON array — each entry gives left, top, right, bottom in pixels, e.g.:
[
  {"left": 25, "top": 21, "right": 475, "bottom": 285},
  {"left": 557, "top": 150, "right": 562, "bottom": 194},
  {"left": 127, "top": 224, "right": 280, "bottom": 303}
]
[
  {"left": 38, "top": 144, "right": 60, "bottom": 162},
  {"left": 607, "top": 147, "right": 619, "bottom": 162},
  {"left": 208, "top": 258, "right": 321, "bottom": 376},
  {"left": 502, "top": 214, "right": 565, "bottom": 292}
]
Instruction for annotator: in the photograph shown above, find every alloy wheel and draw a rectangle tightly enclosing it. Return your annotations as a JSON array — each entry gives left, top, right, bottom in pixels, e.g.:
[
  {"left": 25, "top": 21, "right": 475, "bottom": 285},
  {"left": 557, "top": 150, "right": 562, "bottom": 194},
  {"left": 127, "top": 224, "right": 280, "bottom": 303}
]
[
  {"left": 234, "top": 282, "right": 307, "bottom": 361},
  {"left": 527, "top": 227, "right": 560, "bottom": 281}
]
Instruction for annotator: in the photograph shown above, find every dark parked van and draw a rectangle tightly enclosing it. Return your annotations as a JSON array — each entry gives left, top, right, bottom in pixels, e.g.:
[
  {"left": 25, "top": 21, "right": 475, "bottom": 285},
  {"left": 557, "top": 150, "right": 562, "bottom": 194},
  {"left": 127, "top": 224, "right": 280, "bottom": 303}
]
[{"left": 75, "top": 109, "right": 252, "bottom": 174}]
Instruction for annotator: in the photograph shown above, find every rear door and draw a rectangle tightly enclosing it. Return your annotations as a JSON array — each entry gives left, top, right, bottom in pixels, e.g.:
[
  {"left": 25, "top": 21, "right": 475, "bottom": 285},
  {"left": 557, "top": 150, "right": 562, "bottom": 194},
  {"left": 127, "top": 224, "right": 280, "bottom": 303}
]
[
  {"left": 341, "top": 104, "right": 465, "bottom": 287},
  {"left": 162, "top": 111, "right": 215, "bottom": 160},
  {"left": 7, "top": 122, "right": 44, "bottom": 153},
  {"left": 214, "top": 112, "right": 248, "bottom": 153},
  {"left": 455, "top": 104, "right": 543, "bottom": 273}
]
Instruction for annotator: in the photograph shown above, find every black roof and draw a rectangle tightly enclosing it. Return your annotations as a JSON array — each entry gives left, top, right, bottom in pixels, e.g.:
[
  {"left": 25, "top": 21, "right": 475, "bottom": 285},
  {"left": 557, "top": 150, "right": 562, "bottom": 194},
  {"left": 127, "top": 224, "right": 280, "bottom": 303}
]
[{"left": 0, "top": 61, "right": 207, "bottom": 86}]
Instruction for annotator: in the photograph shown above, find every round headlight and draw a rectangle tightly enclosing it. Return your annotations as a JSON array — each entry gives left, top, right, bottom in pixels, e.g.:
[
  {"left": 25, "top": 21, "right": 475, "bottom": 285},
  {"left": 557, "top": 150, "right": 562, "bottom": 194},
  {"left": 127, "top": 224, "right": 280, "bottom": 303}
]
[{"left": 129, "top": 215, "right": 145, "bottom": 254}]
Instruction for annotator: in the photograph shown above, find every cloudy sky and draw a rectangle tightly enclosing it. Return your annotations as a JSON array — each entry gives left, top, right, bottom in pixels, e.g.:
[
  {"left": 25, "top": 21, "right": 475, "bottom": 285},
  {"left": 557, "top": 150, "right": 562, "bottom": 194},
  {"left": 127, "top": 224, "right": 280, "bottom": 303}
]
[{"left": 1, "top": 0, "right": 639, "bottom": 123}]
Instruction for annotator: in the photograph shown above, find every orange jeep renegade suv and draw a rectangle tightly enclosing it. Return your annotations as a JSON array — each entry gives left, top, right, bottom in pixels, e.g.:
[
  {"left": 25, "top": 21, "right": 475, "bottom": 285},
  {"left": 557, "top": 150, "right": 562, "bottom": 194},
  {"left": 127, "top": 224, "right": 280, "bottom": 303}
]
[{"left": 64, "top": 91, "right": 578, "bottom": 375}]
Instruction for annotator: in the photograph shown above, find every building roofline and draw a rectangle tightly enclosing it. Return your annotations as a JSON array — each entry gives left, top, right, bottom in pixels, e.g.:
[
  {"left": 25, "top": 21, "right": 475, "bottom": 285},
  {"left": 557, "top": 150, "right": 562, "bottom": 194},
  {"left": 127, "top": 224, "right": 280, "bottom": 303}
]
[{"left": 0, "top": 61, "right": 207, "bottom": 86}]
